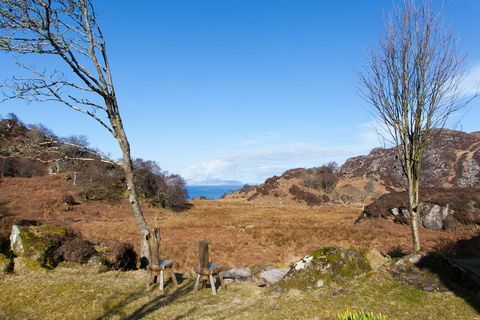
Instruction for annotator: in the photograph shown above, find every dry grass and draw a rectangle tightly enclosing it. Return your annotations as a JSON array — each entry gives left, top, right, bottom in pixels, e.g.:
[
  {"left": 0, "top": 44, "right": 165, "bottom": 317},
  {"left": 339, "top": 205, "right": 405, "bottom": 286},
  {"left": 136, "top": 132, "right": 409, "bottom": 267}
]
[
  {"left": 1, "top": 175, "right": 478, "bottom": 272},
  {"left": 0, "top": 264, "right": 478, "bottom": 320},
  {"left": 1, "top": 176, "right": 480, "bottom": 319}
]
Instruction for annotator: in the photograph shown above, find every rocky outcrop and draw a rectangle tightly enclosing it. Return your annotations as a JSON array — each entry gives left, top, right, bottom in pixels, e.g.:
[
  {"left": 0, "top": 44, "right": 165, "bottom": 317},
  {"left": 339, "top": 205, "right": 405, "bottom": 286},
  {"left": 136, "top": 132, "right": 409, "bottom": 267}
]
[
  {"left": 341, "top": 129, "right": 480, "bottom": 189},
  {"left": 225, "top": 129, "right": 480, "bottom": 207},
  {"left": 359, "top": 188, "right": 480, "bottom": 230},
  {"left": 224, "top": 166, "right": 386, "bottom": 207},
  {"left": 279, "top": 246, "right": 371, "bottom": 290},
  {"left": 419, "top": 203, "right": 453, "bottom": 230},
  {"left": 7, "top": 221, "right": 137, "bottom": 273}
]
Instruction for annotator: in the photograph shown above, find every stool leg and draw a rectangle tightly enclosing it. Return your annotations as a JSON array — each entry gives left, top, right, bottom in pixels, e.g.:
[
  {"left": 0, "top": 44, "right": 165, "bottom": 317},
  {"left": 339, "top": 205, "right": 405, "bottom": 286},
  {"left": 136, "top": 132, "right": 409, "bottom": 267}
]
[
  {"left": 146, "top": 271, "right": 154, "bottom": 289},
  {"left": 219, "top": 272, "right": 226, "bottom": 290},
  {"left": 159, "top": 270, "right": 164, "bottom": 291},
  {"left": 193, "top": 274, "right": 201, "bottom": 292},
  {"left": 209, "top": 274, "right": 217, "bottom": 295},
  {"left": 171, "top": 268, "right": 178, "bottom": 286}
]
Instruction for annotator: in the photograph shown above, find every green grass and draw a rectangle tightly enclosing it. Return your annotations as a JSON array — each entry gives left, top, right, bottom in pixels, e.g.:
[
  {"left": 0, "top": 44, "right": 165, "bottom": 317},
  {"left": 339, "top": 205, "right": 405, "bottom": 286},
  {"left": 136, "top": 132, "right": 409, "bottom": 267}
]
[
  {"left": 0, "top": 265, "right": 479, "bottom": 320},
  {"left": 337, "top": 311, "right": 389, "bottom": 320}
]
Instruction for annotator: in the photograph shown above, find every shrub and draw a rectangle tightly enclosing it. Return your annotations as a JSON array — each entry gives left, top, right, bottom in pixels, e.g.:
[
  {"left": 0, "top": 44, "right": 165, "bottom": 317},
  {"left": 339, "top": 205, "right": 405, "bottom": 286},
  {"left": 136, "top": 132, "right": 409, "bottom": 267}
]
[
  {"left": 337, "top": 311, "right": 390, "bottom": 320},
  {"left": 289, "top": 185, "right": 324, "bottom": 206},
  {"left": 80, "top": 179, "right": 124, "bottom": 202},
  {"left": 133, "top": 159, "right": 188, "bottom": 211},
  {"left": 0, "top": 158, "right": 45, "bottom": 177},
  {"left": 300, "top": 165, "right": 338, "bottom": 193}
]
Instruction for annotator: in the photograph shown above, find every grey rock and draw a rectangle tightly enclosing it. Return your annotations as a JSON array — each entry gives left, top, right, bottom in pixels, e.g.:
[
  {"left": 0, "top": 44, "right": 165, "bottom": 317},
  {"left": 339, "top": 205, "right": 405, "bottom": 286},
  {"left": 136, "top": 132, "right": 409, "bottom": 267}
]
[
  {"left": 315, "top": 279, "right": 324, "bottom": 288},
  {"left": 260, "top": 267, "right": 289, "bottom": 285},
  {"left": 222, "top": 267, "right": 252, "bottom": 280},
  {"left": 420, "top": 203, "right": 452, "bottom": 230},
  {"left": 408, "top": 254, "right": 424, "bottom": 264},
  {"left": 400, "top": 208, "right": 411, "bottom": 218},
  {"left": 390, "top": 208, "right": 400, "bottom": 216},
  {"left": 390, "top": 208, "right": 411, "bottom": 218}
]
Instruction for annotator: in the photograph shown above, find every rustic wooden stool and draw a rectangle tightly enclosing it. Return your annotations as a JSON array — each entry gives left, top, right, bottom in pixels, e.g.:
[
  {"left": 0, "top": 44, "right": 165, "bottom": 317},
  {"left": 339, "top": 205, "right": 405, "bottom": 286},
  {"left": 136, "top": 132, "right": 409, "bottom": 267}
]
[
  {"left": 145, "top": 228, "right": 178, "bottom": 290},
  {"left": 193, "top": 240, "right": 226, "bottom": 295}
]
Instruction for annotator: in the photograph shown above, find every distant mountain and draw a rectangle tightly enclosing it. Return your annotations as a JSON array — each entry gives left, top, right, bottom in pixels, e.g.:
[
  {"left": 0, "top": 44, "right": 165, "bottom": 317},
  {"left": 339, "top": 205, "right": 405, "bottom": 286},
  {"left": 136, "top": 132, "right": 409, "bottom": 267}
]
[{"left": 187, "top": 179, "right": 244, "bottom": 187}]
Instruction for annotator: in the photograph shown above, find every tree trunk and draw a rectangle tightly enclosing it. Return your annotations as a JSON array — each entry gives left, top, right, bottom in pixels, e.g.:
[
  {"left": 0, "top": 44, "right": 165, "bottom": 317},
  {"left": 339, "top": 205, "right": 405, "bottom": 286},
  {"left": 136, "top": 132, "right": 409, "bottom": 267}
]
[
  {"left": 408, "top": 176, "right": 421, "bottom": 252},
  {"left": 111, "top": 113, "right": 151, "bottom": 266}
]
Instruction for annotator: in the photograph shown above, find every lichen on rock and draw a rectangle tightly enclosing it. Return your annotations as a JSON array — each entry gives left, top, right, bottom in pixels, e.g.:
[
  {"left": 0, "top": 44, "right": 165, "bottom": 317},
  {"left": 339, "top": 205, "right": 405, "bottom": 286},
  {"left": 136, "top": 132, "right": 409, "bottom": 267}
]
[{"left": 279, "top": 246, "right": 371, "bottom": 290}]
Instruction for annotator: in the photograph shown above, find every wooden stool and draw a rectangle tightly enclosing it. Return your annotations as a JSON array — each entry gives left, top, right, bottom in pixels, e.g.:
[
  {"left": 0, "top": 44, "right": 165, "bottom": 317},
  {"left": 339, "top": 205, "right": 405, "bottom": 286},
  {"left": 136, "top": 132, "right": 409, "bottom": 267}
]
[
  {"left": 193, "top": 240, "right": 226, "bottom": 295},
  {"left": 145, "top": 228, "right": 178, "bottom": 290}
]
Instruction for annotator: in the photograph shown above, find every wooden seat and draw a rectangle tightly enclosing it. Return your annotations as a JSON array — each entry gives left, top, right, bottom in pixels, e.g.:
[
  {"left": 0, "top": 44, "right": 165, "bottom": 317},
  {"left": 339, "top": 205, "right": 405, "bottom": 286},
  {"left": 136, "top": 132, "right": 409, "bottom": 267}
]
[
  {"left": 145, "top": 229, "right": 178, "bottom": 291},
  {"left": 193, "top": 240, "right": 226, "bottom": 295}
]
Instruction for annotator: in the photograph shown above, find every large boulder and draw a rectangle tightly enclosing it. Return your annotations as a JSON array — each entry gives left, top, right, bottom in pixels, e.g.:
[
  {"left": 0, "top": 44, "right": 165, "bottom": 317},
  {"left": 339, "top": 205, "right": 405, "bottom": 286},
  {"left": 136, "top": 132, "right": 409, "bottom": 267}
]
[
  {"left": 10, "top": 221, "right": 70, "bottom": 268},
  {"left": 279, "top": 246, "right": 371, "bottom": 290},
  {"left": 420, "top": 203, "right": 452, "bottom": 230}
]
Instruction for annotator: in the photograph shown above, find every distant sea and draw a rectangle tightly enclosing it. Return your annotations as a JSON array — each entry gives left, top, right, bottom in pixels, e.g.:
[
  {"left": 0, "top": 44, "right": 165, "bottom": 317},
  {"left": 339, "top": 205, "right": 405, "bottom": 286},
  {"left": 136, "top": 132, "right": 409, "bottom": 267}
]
[{"left": 186, "top": 186, "right": 241, "bottom": 200}]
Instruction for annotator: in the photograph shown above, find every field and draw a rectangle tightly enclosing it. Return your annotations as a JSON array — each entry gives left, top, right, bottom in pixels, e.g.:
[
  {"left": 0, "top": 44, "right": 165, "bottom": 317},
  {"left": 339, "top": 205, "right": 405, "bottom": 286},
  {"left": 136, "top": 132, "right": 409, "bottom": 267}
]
[{"left": 1, "top": 175, "right": 480, "bottom": 319}]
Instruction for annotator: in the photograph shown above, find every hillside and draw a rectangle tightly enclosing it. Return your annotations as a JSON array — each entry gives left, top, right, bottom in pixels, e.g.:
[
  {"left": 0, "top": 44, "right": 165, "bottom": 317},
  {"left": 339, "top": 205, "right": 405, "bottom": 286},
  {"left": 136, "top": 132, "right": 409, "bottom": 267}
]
[
  {"left": 225, "top": 129, "right": 480, "bottom": 207},
  {"left": 0, "top": 115, "right": 187, "bottom": 210}
]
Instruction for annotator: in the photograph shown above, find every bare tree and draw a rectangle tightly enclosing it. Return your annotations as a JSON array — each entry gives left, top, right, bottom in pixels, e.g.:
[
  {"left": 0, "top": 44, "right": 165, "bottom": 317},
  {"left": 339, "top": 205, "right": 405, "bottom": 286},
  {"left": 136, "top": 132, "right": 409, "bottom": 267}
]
[
  {"left": 0, "top": 0, "right": 152, "bottom": 262},
  {"left": 359, "top": 0, "right": 469, "bottom": 252}
]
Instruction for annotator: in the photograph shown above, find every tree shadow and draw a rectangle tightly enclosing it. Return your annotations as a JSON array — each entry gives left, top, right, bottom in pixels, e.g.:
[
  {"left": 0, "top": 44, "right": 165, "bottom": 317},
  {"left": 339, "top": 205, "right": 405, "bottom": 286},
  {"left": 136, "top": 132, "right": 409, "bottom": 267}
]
[
  {"left": 416, "top": 235, "right": 480, "bottom": 313},
  {"left": 95, "top": 275, "right": 194, "bottom": 320},
  {"left": 387, "top": 245, "right": 408, "bottom": 259}
]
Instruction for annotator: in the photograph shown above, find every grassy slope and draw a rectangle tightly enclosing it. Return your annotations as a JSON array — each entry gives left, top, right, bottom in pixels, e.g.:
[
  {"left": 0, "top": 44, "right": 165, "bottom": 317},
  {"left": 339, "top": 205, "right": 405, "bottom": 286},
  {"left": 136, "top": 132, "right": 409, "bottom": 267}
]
[{"left": 0, "top": 265, "right": 478, "bottom": 320}]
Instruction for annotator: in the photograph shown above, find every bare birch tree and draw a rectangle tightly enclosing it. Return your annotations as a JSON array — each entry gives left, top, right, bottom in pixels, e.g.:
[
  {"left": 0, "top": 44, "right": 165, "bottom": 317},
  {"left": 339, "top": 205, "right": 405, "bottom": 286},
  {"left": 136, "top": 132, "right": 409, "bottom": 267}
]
[
  {"left": 359, "top": 0, "right": 468, "bottom": 252},
  {"left": 0, "top": 0, "right": 152, "bottom": 263}
]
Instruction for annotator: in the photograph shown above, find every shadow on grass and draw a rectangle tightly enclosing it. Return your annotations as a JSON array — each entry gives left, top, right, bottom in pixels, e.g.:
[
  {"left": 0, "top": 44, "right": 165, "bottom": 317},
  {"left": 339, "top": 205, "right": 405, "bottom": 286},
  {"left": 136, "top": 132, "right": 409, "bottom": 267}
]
[
  {"left": 417, "top": 235, "right": 480, "bottom": 313},
  {"left": 96, "top": 274, "right": 194, "bottom": 320},
  {"left": 387, "top": 245, "right": 408, "bottom": 259}
]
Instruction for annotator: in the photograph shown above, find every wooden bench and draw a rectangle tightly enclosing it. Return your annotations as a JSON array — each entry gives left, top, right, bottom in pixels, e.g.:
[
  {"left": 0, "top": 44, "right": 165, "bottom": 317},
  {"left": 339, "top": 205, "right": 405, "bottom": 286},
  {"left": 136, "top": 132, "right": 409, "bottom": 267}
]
[
  {"left": 193, "top": 240, "right": 226, "bottom": 295},
  {"left": 145, "top": 228, "right": 178, "bottom": 290}
]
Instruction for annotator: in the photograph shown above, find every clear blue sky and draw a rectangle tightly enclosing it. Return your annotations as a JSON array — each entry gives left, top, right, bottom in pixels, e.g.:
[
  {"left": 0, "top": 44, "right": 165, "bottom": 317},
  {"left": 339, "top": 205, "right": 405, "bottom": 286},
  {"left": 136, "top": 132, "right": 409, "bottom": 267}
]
[{"left": 1, "top": 0, "right": 480, "bottom": 184}]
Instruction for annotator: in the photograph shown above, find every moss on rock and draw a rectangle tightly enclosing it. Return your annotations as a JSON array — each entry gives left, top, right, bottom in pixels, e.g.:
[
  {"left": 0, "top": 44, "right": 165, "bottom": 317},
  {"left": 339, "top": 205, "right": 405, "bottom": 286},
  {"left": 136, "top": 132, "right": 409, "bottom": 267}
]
[
  {"left": 13, "top": 257, "right": 48, "bottom": 274},
  {"left": 0, "top": 253, "right": 12, "bottom": 273},
  {"left": 279, "top": 246, "right": 371, "bottom": 290},
  {"left": 10, "top": 223, "right": 70, "bottom": 268}
]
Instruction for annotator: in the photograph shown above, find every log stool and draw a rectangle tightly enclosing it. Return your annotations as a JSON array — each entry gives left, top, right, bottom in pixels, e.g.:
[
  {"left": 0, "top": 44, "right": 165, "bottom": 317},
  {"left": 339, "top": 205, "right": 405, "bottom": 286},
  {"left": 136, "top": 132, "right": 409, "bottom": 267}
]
[
  {"left": 146, "top": 228, "right": 178, "bottom": 290},
  {"left": 193, "top": 240, "right": 226, "bottom": 295}
]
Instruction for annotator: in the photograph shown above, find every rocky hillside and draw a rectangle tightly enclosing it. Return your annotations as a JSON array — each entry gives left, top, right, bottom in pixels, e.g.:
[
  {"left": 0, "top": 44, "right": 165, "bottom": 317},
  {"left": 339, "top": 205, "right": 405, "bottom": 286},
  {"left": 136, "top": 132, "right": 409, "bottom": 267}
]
[
  {"left": 225, "top": 129, "right": 480, "bottom": 206},
  {"left": 341, "top": 129, "right": 480, "bottom": 189},
  {"left": 0, "top": 114, "right": 188, "bottom": 210},
  {"left": 224, "top": 166, "right": 388, "bottom": 207}
]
